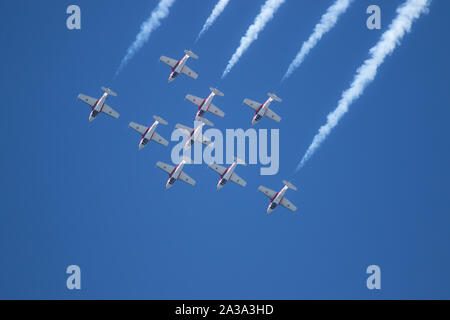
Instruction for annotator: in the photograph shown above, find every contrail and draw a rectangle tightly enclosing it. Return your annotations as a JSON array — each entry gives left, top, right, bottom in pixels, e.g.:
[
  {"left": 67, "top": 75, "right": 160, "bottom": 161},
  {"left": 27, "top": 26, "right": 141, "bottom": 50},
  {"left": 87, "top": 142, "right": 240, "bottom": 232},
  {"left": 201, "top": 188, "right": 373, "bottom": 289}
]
[
  {"left": 116, "top": 0, "right": 176, "bottom": 76},
  {"left": 196, "top": 0, "right": 231, "bottom": 42},
  {"left": 221, "top": 0, "right": 285, "bottom": 78},
  {"left": 282, "top": 0, "right": 353, "bottom": 81},
  {"left": 297, "top": 0, "right": 430, "bottom": 171}
]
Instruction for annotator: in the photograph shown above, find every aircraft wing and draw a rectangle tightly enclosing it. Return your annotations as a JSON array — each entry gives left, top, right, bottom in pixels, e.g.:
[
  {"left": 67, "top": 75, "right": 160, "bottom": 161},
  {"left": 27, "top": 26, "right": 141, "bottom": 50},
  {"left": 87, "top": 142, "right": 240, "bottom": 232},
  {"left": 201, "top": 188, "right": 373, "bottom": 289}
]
[
  {"left": 78, "top": 94, "right": 97, "bottom": 107},
  {"left": 258, "top": 186, "right": 277, "bottom": 199},
  {"left": 156, "top": 161, "right": 175, "bottom": 175},
  {"left": 178, "top": 172, "right": 196, "bottom": 186},
  {"left": 230, "top": 172, "right": 247, "bottom": 187},
  {"left": 160, "top": 56, "right": 178, "bottom": 68},
  {"left": 101, "top": 104, "right": 120, "bottom": 119},
  {"left": 208, "top": 163, "right": 227, "bottom": 175},
  {"left": 208, "top": 104, "right": 225, "bottom": 117},
  {"left": 280, "top": 197, "right": 297, "bottom": 212},
  {"left": 243, "top": 98, "right": 261, "bottom": 111},
  {"left": 264, "top": 108, "right": 281, "bottom": 122},
  {"left": 151, "top": 132, "right": 169, "bottom": 147},
  {"left": 175, "top": 124, "right": 193, "bottom": 137},
  {"left": 181, "top": 65, "right": 198, "bottom": 79},
  {"left": 129, "top": 122, "right": 148, "bottom": 135},
  {"left": 186, "top": 94, "right": 204, "bottom": 106}
]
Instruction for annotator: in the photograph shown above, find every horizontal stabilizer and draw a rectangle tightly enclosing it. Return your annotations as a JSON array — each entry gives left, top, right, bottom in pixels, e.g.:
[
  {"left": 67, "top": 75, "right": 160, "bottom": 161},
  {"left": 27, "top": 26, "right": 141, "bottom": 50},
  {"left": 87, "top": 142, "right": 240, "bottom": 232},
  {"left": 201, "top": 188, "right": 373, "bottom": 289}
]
[
  {"left": 102, "top": 87, "right": 117, "bottom": 97},
  {"left": 268, "top": 92, "right": 282, "bottom": 102},
  {"left": 175, "top": 123, "right": 193, "bottom": 135},
  {"left": 153, "top": 115, "right": 168, "bottom": 125},
  {"left": 210, "top": 87, "right": 224, "bottom": 96},
  {"left": 197, "top": 117, "right": 214, "bottom": 127},
  {"left": 184, "top": 50, "right": 199, "bottom": 59},
  {"left": 282, "top": 180, "right": 297, "bottom": 191}
]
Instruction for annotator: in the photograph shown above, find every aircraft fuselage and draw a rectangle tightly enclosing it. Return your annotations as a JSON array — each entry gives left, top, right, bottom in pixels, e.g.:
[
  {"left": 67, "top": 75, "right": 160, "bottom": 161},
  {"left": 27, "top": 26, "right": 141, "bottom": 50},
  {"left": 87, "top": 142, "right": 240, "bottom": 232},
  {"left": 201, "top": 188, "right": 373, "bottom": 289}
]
[
  {"left": 166, "top": 161, "right": 185, "bottom": 189},
  {"left": 169, "top": 54, "right": 189, "bottom": 83},
  {"left": 252, "top": 97, "right": 273, "bottom": 125},
  {"left": 184, "top": 123, "right": 205, "bottom": 150},
  {"left": 267, "top": 185, "right": 288, "bottom": 214},
  {"left": 195, "top": 92, "right": 215, "bottom": 120},
  {"left": 139, "top": 120, "right": 159, "bottom": 150},
  {"left": 217, "top": 161, "right": 238, "bottom": 190},
  {"left": 89, "top": 92, "right": 108, "bottom": 122}
]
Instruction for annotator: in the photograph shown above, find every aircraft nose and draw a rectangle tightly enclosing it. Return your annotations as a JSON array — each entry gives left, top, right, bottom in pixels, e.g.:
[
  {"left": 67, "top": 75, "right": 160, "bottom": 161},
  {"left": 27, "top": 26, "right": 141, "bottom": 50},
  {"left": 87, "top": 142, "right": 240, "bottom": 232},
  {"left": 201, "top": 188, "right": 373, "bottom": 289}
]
[
  {"left": 165, "top": 183, "right": 171, "bottom": 190},
  {"left": 216, "top": 182, "right": 223, "bottom": 190},
  {"left": 138, "top": 143, "right": 144, "bottom": 150},
  {"left": 89, "top": 115, "right": 94, "bottom": 122}
]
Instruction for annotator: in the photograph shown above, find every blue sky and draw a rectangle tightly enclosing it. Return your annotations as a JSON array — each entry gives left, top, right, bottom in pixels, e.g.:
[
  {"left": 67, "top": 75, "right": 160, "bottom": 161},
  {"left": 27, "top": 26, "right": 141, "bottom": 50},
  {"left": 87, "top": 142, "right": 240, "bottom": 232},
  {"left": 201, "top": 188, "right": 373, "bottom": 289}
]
[{"left": 0, "top": 0, "right": 449, "bottom": 299}]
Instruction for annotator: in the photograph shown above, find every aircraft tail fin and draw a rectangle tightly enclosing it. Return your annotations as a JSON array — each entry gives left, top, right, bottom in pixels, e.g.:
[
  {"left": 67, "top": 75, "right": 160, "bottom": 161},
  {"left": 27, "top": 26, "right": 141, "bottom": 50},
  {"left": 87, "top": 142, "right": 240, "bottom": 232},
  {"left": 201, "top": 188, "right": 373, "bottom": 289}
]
[
  {"left": 210, "top": 87, "right": 224, "bottom": 96},
  {"left": 268, "top": 92, "right": 282, "bottom": 102},
  {"left": 102, "top": 87, "right": 117, "bottom": 97},
  {"left": 184, "top": 50, "right": 199, "bottom": 59},
  {"left": 282, "top": 180, "right": 297, "bottom": 191},
  {"left": 153, "top": 115, "right": 168, "bottom": 125}
]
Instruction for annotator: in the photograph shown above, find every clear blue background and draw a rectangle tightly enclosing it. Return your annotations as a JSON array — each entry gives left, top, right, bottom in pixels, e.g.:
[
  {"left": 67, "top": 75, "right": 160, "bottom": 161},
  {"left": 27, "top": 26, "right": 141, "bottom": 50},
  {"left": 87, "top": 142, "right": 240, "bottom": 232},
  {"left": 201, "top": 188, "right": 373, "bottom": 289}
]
[{"left": 0, "top": 0, "right": 449, "bottom": 299}]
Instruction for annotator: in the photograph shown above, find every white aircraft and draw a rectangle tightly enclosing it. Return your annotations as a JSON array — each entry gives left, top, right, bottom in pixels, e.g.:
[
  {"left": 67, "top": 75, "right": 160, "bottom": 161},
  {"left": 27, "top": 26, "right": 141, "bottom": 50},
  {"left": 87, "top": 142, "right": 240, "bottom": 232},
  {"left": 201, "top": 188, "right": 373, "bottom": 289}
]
[
  {"left": 175, "top": 118, "right": 214, "bottom": 151},
  {"left": 186, "top": 87, "right": 225, "bottom": 120},
  {"left": 156, "top": 159, "right": 196, "bottom": 189},
  {"left": 160, "top": 50, "right": 199, "bottom": 83},
  {"left": 258, "top": 180, "right": 297, "bottom": 214},
  {"left": 129, "top": 116, "right": 169, "bottom": 150},
  {"left": 208, "top": 158, "right": 247, "bottom": 190},
  {"left": 243, "top": 93, "right": 282, "bottom": 125},
  {"left": 77, "top": 87, "right": 120, "bottom": 122}
]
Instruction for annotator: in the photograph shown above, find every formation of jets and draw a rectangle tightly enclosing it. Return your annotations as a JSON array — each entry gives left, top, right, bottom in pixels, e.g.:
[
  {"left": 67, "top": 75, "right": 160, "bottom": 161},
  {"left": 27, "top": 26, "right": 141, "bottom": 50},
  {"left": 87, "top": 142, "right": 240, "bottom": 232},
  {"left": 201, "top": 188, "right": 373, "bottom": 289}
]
[{"left": 76, "top": 50, "right": 297, "bottom": 214}]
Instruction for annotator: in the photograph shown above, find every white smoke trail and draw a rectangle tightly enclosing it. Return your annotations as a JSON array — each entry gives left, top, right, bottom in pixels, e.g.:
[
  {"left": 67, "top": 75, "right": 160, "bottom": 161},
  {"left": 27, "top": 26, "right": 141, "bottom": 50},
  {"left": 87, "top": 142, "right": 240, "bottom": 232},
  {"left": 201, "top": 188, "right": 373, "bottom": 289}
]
[
  {"left": 196, "top": 0, "right": 231, "bottom": 41},
  {"left": 116, "top": 0, "right": 176, "bottom": 75},
  {"left": 297, "top": 0, "right": 430, "bottom": 171},
  {"left": 221, "top": 0, "right": 285, "bottom": 78},
  {"left": 282, "top": 0, "right": 353, "bottom": 81}
]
